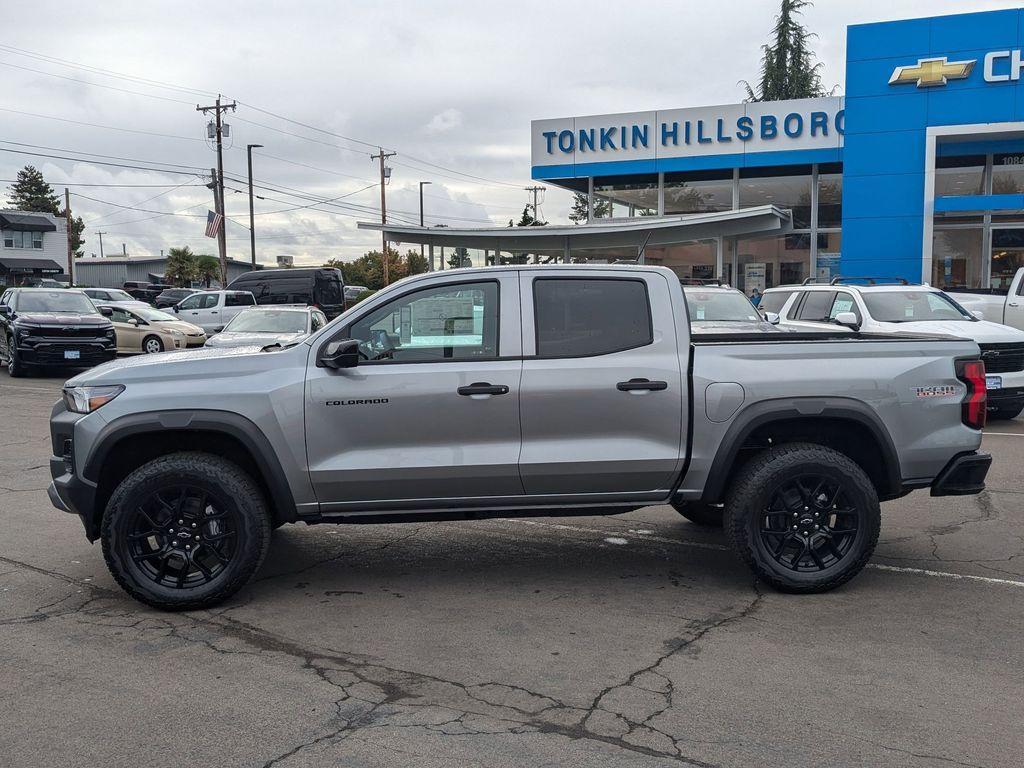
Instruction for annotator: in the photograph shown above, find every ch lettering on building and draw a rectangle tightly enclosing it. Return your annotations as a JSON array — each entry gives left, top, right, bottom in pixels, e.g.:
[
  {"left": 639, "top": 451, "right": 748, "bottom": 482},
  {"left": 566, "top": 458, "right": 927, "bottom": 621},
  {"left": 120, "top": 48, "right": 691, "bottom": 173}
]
[{"left": 363, "top": 9, "right": 1024, "bottom": 297}]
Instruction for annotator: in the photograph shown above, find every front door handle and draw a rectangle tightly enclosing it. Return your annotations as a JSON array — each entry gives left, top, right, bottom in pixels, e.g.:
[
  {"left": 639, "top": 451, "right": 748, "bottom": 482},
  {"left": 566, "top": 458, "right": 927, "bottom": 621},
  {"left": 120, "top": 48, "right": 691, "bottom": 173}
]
[
  {"left": 617, "top": 378, "right": 668, "bottom": 392},
  {"left": 457, "top": 382, "right": 510, "bottom": 396}
]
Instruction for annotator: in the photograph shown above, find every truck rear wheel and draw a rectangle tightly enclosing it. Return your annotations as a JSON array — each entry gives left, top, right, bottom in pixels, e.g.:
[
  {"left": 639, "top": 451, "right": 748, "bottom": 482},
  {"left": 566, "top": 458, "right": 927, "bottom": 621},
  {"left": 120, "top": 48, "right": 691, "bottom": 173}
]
[
  {"left": 101, "top": 452, "right": 271, "bottom": 611},
  {"left": 671, "top": 501, "right": 724, "bottom": 527},
  {"left": 724, "top": 443, "right": 880, "bottom": 593}
]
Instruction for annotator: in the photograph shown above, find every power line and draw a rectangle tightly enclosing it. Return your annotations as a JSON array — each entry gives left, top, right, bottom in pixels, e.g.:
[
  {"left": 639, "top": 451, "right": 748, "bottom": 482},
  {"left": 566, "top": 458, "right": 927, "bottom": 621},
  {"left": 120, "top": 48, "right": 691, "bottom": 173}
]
[
  {"left": 0, "top": 59, "right": 196, "bottom": 106},
  {"left": 81, "top": 180, "right": 202, "bottom": 225},
  {"left": 0, "top": 145, "right": 205, "bottom": 176},
  {"left": 71, "top": 191, "right": 209, "bottom": 219},
  {"left": 0, "top": 179, "right": 205, "bottom": 188},
  {"left": 0, "top": 105, "right": 205, "bottom": 142}
]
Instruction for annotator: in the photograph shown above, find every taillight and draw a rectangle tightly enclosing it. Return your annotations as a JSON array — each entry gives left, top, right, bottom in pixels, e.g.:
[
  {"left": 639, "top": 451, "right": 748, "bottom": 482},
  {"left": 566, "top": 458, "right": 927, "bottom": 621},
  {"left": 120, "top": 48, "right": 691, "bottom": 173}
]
[{"left": 956, "top": 358, "right": 987, "bottom": 430}]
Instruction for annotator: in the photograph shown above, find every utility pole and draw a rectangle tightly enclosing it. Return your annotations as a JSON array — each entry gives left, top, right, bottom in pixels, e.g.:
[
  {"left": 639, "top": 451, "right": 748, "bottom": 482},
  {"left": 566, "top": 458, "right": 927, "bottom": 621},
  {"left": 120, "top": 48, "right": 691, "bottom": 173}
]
[
  {"left": 64, "top": 188, "right": 75, "bottom": 285},
  {"left": 97, "top": 231, "right": 107, "bottom": 259},
  {"left": 370, "top": 148, "right": 397, "bottom": 284},
  {"left": 525, "top": 185, "right": 546, "bottom": 224},
  {"left": 419, "top": 181, "right": 431, "bottom": 270},
  {"left": 197, "top": 95, "right": 237, "bottom": 286},
  {"left": 247, "top": 143, "right": 263, "bottom": 268}
]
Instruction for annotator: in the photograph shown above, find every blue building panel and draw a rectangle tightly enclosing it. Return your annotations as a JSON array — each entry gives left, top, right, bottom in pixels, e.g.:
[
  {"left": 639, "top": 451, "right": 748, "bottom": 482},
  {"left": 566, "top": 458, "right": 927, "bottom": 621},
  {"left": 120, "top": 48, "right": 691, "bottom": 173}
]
[
  {"left": 843, "top": 174, "right": 925, "bottom": 219},
  {"left": 928, "top": 9, "right": 1020, "bottom": 53},
  {"left": 841, "top": 130, "right": 926, "bottom": 177},
  {"left": 842, "top": 93, "right": 929, "bottom": 135},
  {"left": 846, "top": 17, "right": 932, "bottom": 63}
]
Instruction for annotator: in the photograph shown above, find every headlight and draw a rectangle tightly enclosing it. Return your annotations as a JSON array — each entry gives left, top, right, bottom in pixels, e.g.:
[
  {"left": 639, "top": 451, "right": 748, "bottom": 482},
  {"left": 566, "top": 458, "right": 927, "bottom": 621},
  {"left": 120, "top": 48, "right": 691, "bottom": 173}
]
[
  {"left": 63, "top": 385, "right": 124, "bottom": 414},
  {"left": 171, "top": 330, "right": 185, "bottom": 338},
  {"left": 104, "top": 327, "right": 116, "bottom": 338}
]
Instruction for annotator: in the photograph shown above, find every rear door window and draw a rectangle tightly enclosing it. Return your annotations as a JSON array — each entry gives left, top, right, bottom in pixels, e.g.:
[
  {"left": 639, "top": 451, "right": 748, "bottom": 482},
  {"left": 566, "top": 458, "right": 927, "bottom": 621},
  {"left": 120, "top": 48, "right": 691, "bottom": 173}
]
[
  {"left": 759, "top": 290, "right": 794, "bottom": 314},
  {"left": 317, "top": 276, "right": 343, "bottom": 305},
  {"left": 225, "top": 292, "right": 255, "bottom": 307},
  {"left": 534, "top": 278, "right": 652, "bottom": 358},
  {"left": 828, "top": 291, "right": 861, "bottom": 322},
  {"left": 796, "top": 291, "right": 837, "bottom": 322}
]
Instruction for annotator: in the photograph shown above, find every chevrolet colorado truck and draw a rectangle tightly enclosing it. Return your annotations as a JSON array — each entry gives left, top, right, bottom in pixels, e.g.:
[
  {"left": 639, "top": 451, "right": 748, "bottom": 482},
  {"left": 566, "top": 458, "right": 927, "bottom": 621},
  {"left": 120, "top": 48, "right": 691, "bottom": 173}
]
[{"left": 47, "top": 265, "right": 992, "bottom": 610}]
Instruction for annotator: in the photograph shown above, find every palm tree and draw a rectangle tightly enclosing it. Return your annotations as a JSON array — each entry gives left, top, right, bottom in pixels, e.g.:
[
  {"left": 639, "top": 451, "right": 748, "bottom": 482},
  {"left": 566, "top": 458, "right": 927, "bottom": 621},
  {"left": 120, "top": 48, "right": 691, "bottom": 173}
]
[
  {"left": 195, "top": 255, "right": 221, "bottom": 288},
  {"left": 164, "top": 246, "right": 198, "bottom": 286}
]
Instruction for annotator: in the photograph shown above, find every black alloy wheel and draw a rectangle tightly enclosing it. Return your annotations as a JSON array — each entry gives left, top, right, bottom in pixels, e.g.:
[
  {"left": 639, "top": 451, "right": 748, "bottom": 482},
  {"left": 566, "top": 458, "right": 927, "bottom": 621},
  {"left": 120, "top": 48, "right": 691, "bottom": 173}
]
[
  {"left": 126, "top": 485, "right": 238, "bottom": 589},
  {"left": 758, "top": 474, "right": 859, "bottom": 572}
]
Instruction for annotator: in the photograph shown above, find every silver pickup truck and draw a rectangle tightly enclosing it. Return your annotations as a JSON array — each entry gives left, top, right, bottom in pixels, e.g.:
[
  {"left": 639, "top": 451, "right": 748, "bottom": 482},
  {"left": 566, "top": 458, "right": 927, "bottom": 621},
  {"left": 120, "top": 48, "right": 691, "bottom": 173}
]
[{"left": 47, "top": 265, "right": 992, "bottom": 610}]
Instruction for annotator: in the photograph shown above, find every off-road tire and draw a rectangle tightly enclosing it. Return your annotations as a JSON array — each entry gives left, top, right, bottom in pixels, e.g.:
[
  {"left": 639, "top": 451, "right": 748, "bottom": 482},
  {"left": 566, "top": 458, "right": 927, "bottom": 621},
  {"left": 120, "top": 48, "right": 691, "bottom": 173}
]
[
  {"left": 724, "top": 442, "right": 880, "bottom": 593},
  {"left": 6, "top": 336, "right": 27, "bottom": 377},
  {"left": 989, "top": 404, "right": 1023, "bottom": 421},
  {"left": 102, "top": 452, "right": 271, "bottom": 611},
  {"left": 142, "top": 335, "right": 164, "bottom": 354},
  {"left": 671, "top": 501, "right": 724, "bottom": 527}
]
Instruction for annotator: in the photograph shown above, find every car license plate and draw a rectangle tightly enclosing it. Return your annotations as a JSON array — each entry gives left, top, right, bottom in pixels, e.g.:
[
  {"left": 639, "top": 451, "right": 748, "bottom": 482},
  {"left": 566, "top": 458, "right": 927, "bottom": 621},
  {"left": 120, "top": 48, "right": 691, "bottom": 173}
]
[
  {"left": 986, "top": 374, "right": 1002, "bottom": 390},
  {"left": 64, "top": 350, "right": 80, "bottom": 360}
]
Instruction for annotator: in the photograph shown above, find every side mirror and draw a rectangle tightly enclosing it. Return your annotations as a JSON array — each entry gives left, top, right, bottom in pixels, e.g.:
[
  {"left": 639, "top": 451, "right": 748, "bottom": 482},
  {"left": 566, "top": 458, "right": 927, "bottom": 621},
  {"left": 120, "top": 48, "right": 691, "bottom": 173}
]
[
  {"left": 833, "top": 311, "right": 860, "bottom": 330},
  {"left": 172, "top": 304, "right": 181, "bottom": 313},
  {"left": 318, "top": 338, "right": 359, "bottom": 369},
  {"left": 763, "top": 311, "right": 780, "bottom": 325},
  {"left": 971, "top": 310, "right": 985, "bottom": 320},
  {"left": 98, "top": 306, "right": 113, "bottom": 317},
  {"left": 0, "top": 305, "right": 10, "bottom": 317},
  {"left": 129, "top": 318, "right": 141, "bottom": 326}
]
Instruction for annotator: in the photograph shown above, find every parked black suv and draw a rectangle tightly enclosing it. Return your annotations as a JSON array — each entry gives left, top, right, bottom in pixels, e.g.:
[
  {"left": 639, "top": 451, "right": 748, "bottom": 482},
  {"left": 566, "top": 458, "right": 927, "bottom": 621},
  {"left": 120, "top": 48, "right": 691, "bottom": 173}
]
[
  {"left": 226, "top": 268, "right": 346, "bottom": 319},
  {"left": 154, "top": 287, "right": 200, "bottom": 308},
  {"left": 0, "top": 288, "right": 116, "bottom": 377},
  {"left": 122, "top": 281, "right": 171, "bottom": 304}
]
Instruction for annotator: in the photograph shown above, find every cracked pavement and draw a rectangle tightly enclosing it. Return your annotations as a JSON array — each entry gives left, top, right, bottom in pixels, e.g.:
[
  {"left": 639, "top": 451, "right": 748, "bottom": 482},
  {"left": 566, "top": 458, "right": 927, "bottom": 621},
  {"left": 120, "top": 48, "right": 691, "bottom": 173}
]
[{"left": 1, "top": 374, "right": 1022, "bottom": 767}]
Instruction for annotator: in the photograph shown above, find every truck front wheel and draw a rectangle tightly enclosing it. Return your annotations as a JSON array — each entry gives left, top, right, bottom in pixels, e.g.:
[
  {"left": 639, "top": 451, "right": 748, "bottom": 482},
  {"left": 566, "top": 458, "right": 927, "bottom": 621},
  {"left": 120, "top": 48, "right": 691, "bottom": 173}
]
[
  {"left": 724, "top": 443, "right": 880, "bottom": 593},
  {"left": 101, "top": 452, "right": 271, "bottom": 611}
]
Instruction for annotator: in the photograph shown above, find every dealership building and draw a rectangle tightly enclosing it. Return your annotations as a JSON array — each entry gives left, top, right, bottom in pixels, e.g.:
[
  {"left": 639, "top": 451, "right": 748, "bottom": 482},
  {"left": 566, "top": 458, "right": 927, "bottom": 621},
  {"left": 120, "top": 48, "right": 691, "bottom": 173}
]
[{"left": 366, "top": 8, "right": 1024, "bottom": 294}]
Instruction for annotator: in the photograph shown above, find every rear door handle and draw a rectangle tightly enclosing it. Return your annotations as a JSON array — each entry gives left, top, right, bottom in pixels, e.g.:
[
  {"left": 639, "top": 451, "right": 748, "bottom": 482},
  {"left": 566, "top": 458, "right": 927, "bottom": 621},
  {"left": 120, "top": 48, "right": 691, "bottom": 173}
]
[
  {"left": 457, "top": 382, "right": 510, "bottom": 396},
  {"left": 617, "top": 378, "right": 668, "bottom": 392}
]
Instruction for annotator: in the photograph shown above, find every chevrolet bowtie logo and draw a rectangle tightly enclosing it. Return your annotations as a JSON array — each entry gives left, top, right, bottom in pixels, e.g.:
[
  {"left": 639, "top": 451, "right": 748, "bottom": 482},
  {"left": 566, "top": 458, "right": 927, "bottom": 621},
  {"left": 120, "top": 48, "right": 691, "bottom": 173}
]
[{"left": 889, "top": 57, "right": 976, "bottom": 88}]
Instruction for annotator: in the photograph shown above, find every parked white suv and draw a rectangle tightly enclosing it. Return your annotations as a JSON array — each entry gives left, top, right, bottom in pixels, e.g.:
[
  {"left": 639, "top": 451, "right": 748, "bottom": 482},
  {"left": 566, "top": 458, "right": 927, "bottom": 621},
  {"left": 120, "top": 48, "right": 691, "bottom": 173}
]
[
  {"left": 763, "top": 278, "right": 1024, "bottom": 419},
  {"left": 169, "top": 289, "right": 256, "bottom": 334}
]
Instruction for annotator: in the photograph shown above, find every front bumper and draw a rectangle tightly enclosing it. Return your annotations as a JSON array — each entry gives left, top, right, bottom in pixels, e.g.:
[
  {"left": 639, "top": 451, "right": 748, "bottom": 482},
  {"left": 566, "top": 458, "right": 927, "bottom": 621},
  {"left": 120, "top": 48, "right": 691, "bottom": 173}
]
[
  {"left": 48, "top": 401, "right": 99, "bottom": 540},
  {"left": 18, "top": 341, "right": 116, "bottom": 367},
  {"left": 986, "top": 385, "right": 1024, "bottom": 409},
  {"left": 930, "top": 451, "right": 992, "bottom": 497}
]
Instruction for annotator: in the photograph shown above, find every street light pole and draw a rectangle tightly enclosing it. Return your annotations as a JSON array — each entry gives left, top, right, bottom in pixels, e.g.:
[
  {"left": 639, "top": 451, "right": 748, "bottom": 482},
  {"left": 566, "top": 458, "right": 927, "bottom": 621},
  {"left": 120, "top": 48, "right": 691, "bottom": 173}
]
[
  {"left": 247, "top": 144, "right": 263, "bottom": 268},
  {"left": 419, "top": 180, "right": 431, "bottom": 270}
]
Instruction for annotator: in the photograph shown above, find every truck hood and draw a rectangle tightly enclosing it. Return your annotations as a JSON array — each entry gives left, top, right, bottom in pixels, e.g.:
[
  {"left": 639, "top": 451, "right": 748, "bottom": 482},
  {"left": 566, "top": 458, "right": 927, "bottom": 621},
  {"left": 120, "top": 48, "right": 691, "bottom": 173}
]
[
  {"left": 66, "top": 343, "right": 305, "bottom": 386},
  {"left": 205, "top": 331, "right": 305, "bottom": 348},
  {"left": 16, "top": 312, "right": 109, "bottom": 327},
  {"left": 874, "top": 319, "right": 1024, "bottom": 343}
]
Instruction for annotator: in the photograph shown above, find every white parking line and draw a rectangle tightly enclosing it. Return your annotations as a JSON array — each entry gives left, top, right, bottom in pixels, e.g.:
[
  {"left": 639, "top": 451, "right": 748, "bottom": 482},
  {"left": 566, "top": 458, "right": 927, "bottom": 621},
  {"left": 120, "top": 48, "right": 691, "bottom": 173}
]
[
  {"left": 503, "top": 519, "right": 1024, "bottom": 589},
  {"left": 982, "top": 432, "right": 1024, "bottom": 437},
  {"left": 867, "top": 564, "right": 1024, "bottom": 588}
]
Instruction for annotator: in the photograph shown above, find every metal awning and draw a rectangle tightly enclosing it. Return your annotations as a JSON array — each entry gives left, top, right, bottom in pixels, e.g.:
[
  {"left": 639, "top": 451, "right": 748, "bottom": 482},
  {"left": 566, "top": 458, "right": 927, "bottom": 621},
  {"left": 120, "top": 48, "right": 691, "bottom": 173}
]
[
  {"left": 358, "top": 205, "right": 791, "bottom": 252},
  {"left": 0, "top": 257, "right": 64, "bottom": 273},
  {"left": 0, "top": 213, "right": 57, "bottom": 232}
]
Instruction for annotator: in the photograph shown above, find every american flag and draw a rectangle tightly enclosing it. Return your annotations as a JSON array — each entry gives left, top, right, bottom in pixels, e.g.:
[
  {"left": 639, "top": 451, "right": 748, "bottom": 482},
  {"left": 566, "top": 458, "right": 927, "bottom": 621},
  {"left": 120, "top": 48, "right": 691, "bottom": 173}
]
[{"left": 205, "top": 210, "right": 223, "bottom": 238}]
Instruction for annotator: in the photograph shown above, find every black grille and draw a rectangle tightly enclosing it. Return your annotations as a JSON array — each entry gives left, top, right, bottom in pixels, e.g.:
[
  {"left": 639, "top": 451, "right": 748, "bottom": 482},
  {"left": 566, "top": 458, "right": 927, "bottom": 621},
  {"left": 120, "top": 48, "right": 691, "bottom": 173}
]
[
  {"left": 980, "top": 343, "right": 1024, "bottom": 374},
  {"left": 31, "top": 344, "right": 112, "bottom": 366},
  {"left": 29, "top": 326, "right": 107, "bottom": 340}
]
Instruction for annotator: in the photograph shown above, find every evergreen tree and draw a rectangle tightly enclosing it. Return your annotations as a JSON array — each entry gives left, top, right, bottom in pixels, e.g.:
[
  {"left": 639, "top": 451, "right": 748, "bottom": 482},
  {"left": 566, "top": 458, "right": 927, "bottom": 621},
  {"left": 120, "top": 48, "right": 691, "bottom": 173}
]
[
  {"left": 568, "top": 193, "right": 610, "bottom": 223},
  {"left": 6, "top": 165, "right": 86, "bottom": 255},
  {"left": 516, "top": 205, "right": 546, "bottom": 227},
  {"left": 742, "top": 0, "right": 828, "bottom": 102}
]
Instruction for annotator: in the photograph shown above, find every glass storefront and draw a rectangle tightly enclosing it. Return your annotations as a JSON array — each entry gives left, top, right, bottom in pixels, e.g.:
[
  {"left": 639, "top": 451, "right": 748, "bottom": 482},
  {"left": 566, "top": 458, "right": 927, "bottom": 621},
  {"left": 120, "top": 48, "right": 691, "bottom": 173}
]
[
  {"left": 663, "top": 171, "right": 732, "bottom": 215},
  {"left": 594, "top": 175, "right": 657, "bottom": 218},
  {"left": 934, "top": 155, "right": 985, "bottom": 197},
  {"left": 736, "top": 234, "right": 811, "bottom": 295},
  {"left": 932, "top": 228, "right": 984, "bottom": 289},
  {"left": 739, "top": 166, "right": 813, "bottom": 228},
  {"left": 644, "top": 241, "right": 717, "bottom": 281},
  {"left": 817, "top": 164, "right": 843, "bottom": 228}
]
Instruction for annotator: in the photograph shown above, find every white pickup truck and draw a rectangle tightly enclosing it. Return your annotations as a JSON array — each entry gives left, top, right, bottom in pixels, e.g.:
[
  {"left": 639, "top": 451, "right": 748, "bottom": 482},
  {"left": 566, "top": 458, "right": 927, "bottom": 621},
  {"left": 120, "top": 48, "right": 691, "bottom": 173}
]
[
  {"left": 952, "top": 267, "right": 1024, "bottom": 330},
  {"left": 169, "top": 290, "right": 256, "bottom": 334}
]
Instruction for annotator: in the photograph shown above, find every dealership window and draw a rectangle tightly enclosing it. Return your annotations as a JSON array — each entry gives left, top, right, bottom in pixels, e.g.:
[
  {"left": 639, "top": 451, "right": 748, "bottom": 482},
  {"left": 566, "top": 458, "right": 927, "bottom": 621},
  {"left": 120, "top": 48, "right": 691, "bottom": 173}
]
[
  {"left": 817, "top": 164, "right": 843, "bottom": 229},
  {"left": 663, "top": 171, "right": 733, "bottom": 215},
  {"left": 736, "top": 234, "right": 810, "bottom": 295},
  {"left": 815, "top": 231, "right": 842, "bottom": 283},
  {"left": 644, "top": 241, "right": 717, "bottom": 282},
  {"left": 932, "top": 228, "right": 984, "bottom": 289},
  {"left": 992, "top": 153, "right": 1024, "bottom": 195},
  {"left": 934, "top": 155, "right": 985, "bottom": 197},
  {"left": 990, "top": 229, "right": 1024, "bottom": 291},
  {"left": 739, "top": 166, "right": 812, "bottom": 228},
  {"left": 2, "top": 230, "right": 43, "bottom": 249},
  {"left": 594, "top": 174, "right": 658, "bottom": 218}
]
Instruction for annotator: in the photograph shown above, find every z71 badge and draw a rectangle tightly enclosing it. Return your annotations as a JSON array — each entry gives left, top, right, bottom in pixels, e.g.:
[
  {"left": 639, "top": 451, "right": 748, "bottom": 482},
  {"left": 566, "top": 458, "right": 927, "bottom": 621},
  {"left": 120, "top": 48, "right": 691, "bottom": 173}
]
[{"left": 913, "top": 385, "right": 958, "bottom": 398}]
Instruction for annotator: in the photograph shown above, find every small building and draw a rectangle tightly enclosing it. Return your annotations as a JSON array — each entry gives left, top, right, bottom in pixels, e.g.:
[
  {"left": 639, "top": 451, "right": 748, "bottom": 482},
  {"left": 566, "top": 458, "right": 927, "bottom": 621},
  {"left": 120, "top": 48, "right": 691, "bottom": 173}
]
[
  {"left": 0, "top": 210, "right": 69, "bottom": 287},
  {"left": 73, "top": 255, "right": 260, "bottom": 289}
]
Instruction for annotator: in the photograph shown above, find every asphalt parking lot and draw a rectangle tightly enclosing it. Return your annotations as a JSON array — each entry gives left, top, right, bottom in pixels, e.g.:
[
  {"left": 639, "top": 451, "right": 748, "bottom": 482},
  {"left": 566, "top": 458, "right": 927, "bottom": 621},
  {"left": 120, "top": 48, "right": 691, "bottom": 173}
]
[{"left": 1, "top": 373, "right": 1022, "bottom": 768}]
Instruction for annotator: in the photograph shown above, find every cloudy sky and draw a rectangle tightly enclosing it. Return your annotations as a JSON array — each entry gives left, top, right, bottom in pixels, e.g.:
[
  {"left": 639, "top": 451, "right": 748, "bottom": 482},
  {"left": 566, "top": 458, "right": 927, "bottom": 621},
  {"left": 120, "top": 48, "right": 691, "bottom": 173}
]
[{"left": 0, "top": 0, "right": 1015, "bottom": 265}]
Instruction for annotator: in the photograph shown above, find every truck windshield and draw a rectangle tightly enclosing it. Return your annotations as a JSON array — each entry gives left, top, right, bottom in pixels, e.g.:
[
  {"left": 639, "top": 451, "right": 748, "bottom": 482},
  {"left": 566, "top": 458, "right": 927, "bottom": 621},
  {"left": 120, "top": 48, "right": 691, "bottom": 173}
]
[
  {"left": 15, "top": 291, "right": 97, "bottom": 314},
  {"left": 861, "top": 291, "right": 974, "bottom": 322},
  {"left": 684, "top": 290, "right": 761, "bottom": 322},
  {"left": 224, "top": 310, "right": 307, "bottom": 333}
]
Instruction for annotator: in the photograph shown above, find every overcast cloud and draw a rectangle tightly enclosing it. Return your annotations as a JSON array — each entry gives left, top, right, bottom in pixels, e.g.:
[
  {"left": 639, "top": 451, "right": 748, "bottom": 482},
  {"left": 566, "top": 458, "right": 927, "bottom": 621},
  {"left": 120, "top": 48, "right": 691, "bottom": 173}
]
[{"left": 0, "top": 0, "right": 1016, "bottom": 266}]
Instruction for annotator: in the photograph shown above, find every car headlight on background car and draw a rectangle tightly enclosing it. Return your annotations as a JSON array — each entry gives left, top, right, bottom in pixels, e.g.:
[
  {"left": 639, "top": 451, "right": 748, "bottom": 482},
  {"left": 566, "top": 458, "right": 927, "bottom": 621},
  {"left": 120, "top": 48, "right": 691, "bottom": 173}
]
[{"left": 63, "top": 385, "right": 124, "bottom": 414}]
